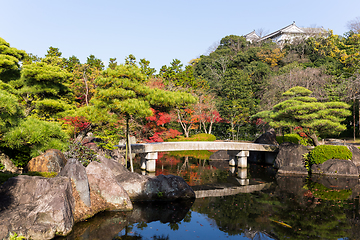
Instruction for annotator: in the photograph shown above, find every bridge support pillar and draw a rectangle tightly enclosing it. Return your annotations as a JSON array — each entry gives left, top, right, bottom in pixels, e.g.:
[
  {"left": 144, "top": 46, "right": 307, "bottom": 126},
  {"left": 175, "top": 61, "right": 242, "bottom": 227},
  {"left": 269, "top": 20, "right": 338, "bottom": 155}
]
[
  {"left": 229, "top": 157, "right": 236, "bottom": 166},
  {"left": 143, "top": 152, "right": 158, "bottom": 172},
  {"left": 237, "top": 168, "right": 249, "bottom": 185},
  {"left": 236, "top": 151, "right": 249, "bottom": 168}
]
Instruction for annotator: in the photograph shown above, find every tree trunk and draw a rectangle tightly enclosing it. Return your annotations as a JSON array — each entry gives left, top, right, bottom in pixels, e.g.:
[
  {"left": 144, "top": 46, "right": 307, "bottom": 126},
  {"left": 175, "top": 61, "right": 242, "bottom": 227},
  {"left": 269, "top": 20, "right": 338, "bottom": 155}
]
[
  {"left": 309, "top": 132, "right": 321, "bottom": 146},
  {"left": 354, "top": 98, "right": 356, "bottom": 142},
  {"left": 126, "top": 116, "right": 134, "bottom": 172},
  {"left": 231, "top": 117, "right": 235, "bottom": 141},
  {"left": 74, "top": 125, "right": 92, "bottom": 143},
  {"left": 176, "top": 109, "right": 191, "bottom": 138},
  {"left": 208, "top": 122, "right": 213, "bottom": 135},
  {"left": 83, "top": 71, "right": 89, "bottom": 106}
]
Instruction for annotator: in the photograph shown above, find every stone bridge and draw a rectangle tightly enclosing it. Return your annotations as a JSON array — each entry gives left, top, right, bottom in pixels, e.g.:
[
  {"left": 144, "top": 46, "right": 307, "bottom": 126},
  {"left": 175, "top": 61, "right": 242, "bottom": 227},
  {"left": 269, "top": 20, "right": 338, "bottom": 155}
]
[{"left": 118, "top": 141, "right": 278, "bottom": 172}]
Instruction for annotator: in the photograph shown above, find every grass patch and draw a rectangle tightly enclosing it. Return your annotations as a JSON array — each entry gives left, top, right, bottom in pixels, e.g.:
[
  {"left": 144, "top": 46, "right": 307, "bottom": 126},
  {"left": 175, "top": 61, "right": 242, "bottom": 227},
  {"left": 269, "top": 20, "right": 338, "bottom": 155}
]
[
  {"left": 0, "top": 171, "right": 58, "bottom": 185},
  {"left": 0, "top": 172, "right": 19, "bottom": 185},
  {"left": 25, "top": 171, "right": 58, "bottom": 178}
]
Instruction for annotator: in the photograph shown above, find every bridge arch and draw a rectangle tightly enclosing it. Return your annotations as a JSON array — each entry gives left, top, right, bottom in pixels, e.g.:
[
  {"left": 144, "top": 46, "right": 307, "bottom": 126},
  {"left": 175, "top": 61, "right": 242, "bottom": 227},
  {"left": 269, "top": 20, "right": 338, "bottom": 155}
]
[{"left": 118, "top": 141, "right": 278, "bottom": 172}]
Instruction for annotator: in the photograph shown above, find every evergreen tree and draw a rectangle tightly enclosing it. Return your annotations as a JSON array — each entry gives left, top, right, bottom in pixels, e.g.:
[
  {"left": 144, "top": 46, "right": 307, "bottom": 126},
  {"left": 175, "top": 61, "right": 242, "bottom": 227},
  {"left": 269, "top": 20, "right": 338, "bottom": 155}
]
[
  {"left": 17, "top": 61, "right": 74, "bottom": 118},
  {"left": 253, "top": 86, "right": 351, "bottom": 145},
  {"left": 0, "top": 37, "right": 26, "bottom": 82},
  {"left": 92, "top": 64, "right": 197, "bottom": 170}
]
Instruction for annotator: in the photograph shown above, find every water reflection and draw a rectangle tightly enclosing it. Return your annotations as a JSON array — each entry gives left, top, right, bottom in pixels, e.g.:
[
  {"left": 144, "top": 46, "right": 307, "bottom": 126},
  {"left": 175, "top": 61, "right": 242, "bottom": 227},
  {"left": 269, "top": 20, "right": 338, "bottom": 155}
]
[
  {"left": 57, "top": 175, "right": 360, "bottom": 240},
  {"left": 56, "top": 152, "right": 360, "bottom": 240},
  {"left": 134, "top": 151, "right": 277, "bottom": 188}
]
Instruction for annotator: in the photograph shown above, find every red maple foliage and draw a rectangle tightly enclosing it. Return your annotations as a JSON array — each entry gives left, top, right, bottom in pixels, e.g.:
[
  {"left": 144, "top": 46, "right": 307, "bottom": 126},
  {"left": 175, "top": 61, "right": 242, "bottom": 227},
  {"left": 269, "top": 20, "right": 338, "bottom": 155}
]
[
  {"left": 144, "top": 108, "right": 181, "bottom": 142},
  {"left": 294, "top": 126, "right": 308, "bottom": 138},
  {"left": 157, "top": 153, "right": 181, "bottom": 166},
  {"left": 62, "top": 116, "right": 90, "bottom": 137},
  {"left": 146, "top": 78, "right": 165, "bottom": 89}
]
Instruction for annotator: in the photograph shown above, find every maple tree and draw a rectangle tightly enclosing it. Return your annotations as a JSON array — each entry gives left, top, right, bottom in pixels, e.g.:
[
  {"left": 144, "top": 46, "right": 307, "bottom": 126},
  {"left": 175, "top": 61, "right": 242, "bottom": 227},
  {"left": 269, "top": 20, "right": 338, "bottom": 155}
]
[
  {"left": 176, "top": 107, "right": 199, "bottom": 138},
  {"left": 61, "top": 116, "right": 90, "bottom": 140},
  {"left": 144, "top": 108, "right": 181, "bottom": 142},
  {"left": 195, "top": 94, "right": 222, "bottom": 135}
]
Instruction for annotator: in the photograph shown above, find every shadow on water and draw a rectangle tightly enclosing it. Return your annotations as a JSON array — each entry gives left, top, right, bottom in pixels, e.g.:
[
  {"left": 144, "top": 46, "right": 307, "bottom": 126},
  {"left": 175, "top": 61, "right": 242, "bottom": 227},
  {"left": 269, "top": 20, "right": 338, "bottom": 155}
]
[{"left": 55, "top": 199, "right": 194, "bottom": 240}]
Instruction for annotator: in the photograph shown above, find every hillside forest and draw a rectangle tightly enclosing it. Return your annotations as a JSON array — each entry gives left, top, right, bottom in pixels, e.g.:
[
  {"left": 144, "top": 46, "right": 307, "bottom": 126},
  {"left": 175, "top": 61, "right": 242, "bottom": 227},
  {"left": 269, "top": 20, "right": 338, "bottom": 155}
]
[{"left": 1, "top": 23, "right": 360, "bottom": 168}]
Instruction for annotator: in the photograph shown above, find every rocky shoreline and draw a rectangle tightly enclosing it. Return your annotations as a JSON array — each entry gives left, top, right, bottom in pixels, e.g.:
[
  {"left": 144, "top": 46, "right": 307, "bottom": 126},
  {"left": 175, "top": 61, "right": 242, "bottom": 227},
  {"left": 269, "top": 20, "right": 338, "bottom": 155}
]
[{"left": 0, "top": 152, "right": 195, "bottom": 240}]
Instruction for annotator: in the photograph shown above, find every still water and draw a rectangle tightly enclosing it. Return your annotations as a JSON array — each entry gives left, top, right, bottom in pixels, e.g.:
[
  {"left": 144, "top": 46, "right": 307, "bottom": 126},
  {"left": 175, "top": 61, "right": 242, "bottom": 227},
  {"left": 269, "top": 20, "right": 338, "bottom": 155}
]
[{"left": 57, "top": 151, "right": 360, "bottom": 240}]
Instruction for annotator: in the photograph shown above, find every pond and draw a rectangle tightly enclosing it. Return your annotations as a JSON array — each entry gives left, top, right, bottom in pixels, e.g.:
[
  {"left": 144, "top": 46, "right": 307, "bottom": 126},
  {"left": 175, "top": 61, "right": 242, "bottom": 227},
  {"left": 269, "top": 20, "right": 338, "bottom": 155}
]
[{"left": 56, "top": 151, "right": 360, "bottom": 240}]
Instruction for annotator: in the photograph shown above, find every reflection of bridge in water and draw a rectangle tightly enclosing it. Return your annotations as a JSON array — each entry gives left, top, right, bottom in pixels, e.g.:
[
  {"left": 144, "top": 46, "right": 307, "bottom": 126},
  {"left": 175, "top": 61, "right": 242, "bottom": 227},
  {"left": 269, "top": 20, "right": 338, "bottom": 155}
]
[{"left": 118, "top": 141, "right": 278, "bottom": 173}]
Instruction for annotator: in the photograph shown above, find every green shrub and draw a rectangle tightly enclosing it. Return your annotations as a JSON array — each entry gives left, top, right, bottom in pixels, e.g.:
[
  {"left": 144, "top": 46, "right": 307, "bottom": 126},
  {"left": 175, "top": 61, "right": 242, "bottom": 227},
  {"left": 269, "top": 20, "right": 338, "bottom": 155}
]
[
  {"left": 0, "top": 172, "right": 18, "bottom": 185},
  {"left": 308, "top": 145, "right": 352, "bottom": 165},
  {"left": 2, "top": 117, "right": 69, "bottom": 167},
  {"left": 0, "top": 162, "right": 4, "bottom": 170},
  {"left": 8, "top": 232, "right": 26, "bottom": 240},
  {"left": 64, "top": 140, "right": 99, "bottom": 167},
  {"left": 168, "top": 133, "right": 216, "bottom": 142},
  {"left": 276, "top": 133, "right": 312, "bottom": 146}
]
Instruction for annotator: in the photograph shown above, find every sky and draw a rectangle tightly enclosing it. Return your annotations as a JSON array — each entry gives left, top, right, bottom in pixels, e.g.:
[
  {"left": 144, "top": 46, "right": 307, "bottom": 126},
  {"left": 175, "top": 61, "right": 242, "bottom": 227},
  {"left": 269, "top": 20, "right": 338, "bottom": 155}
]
[{"left": 1, "top": 0, "right": 360, "bottom": 72}]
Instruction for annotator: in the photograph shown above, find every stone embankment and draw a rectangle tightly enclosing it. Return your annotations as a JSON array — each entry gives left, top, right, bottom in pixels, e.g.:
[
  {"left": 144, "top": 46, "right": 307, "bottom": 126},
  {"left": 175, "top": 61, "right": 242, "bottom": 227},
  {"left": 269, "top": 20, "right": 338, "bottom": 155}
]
[
  {"left": 253, "top": 129, "right": 360, "bottom": 177},
  {"left": 0, "top": 150, "right": 195, "bottom": 240}
]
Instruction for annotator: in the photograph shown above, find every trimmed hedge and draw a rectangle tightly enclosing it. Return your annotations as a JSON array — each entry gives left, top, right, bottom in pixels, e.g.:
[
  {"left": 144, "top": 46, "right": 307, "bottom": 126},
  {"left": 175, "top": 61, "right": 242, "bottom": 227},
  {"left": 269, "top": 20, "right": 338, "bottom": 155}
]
[
  {"left": 308, "top": 145, "right": 352, "bottom": 165},
  {"left": 276, "top": 133, "right": 312, "bottom": 146},
  {"left": 168, "top": 133, "right": 216, "bottom": 142}
]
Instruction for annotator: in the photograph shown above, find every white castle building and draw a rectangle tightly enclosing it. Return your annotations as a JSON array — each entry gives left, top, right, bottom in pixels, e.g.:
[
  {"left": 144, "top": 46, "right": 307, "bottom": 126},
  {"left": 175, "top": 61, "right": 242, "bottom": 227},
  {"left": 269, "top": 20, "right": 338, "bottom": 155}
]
[{"left": 244, "top": 22, "right": 326, "bottom": 45}]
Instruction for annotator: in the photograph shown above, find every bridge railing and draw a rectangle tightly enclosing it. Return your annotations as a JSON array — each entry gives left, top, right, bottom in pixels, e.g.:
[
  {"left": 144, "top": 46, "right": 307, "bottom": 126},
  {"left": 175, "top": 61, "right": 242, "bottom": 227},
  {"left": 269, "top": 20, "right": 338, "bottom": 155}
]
[{"left": 116, "top": 141, "right": 278, "bottom": 153}]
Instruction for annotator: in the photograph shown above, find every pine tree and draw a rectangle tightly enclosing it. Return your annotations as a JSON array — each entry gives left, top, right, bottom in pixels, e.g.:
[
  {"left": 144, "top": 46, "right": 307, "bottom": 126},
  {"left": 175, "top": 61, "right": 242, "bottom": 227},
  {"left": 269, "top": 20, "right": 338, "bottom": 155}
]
[
  {"left": 92, "top": 64, "right": 196, "bottom": 170},
  {"left": 253, "top": 86, "right": 351, "bottom": 145}
]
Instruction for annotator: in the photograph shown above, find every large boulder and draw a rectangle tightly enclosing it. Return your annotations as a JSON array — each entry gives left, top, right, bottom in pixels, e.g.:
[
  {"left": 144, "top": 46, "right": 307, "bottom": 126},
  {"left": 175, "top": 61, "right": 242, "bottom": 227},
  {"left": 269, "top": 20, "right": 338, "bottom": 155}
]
[
  {"left": 0, "top": 175, "right": 74, "bottom": 240},
  {"left": 274, "top": 142, "right": 309, "bottom": 175},
  {"left": 250, "top": 128, "right": 278, "bottom": 164},
  {"left": 98, "top": 156, "right": 195, "bottom": 201},
  {"left": 82, "top": 135, "right": 126, "bottom": 165},
  {"left": 146, "top": 174, "right": 196, "bottom": 200},
  {"left": 59, "top": 158, "right": 91, "bottom": 207},
  {"left": 26, "top": 149, "right": 67, "bottom": 173},
  {"left": 86, "top": 161, "right": 133, "bottom": 211},
  {"left": 254, "top": 128, "right": 278, "bottom": 145},
  {"left": 347, "top": 145, "right": 360, "bottom": 167},
  {"left": 311, "top": 159, "right": 359, "bottom": 177},
  {"left": 0, "top": 152, "right": 20, "bottom": 174}
]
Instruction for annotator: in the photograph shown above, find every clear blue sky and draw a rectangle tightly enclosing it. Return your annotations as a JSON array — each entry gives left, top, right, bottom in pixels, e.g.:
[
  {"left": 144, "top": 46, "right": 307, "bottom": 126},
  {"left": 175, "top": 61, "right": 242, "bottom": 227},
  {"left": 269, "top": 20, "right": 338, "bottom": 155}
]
[{"left": 1, "top": 0, "right": 359, "bottom": 72}]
